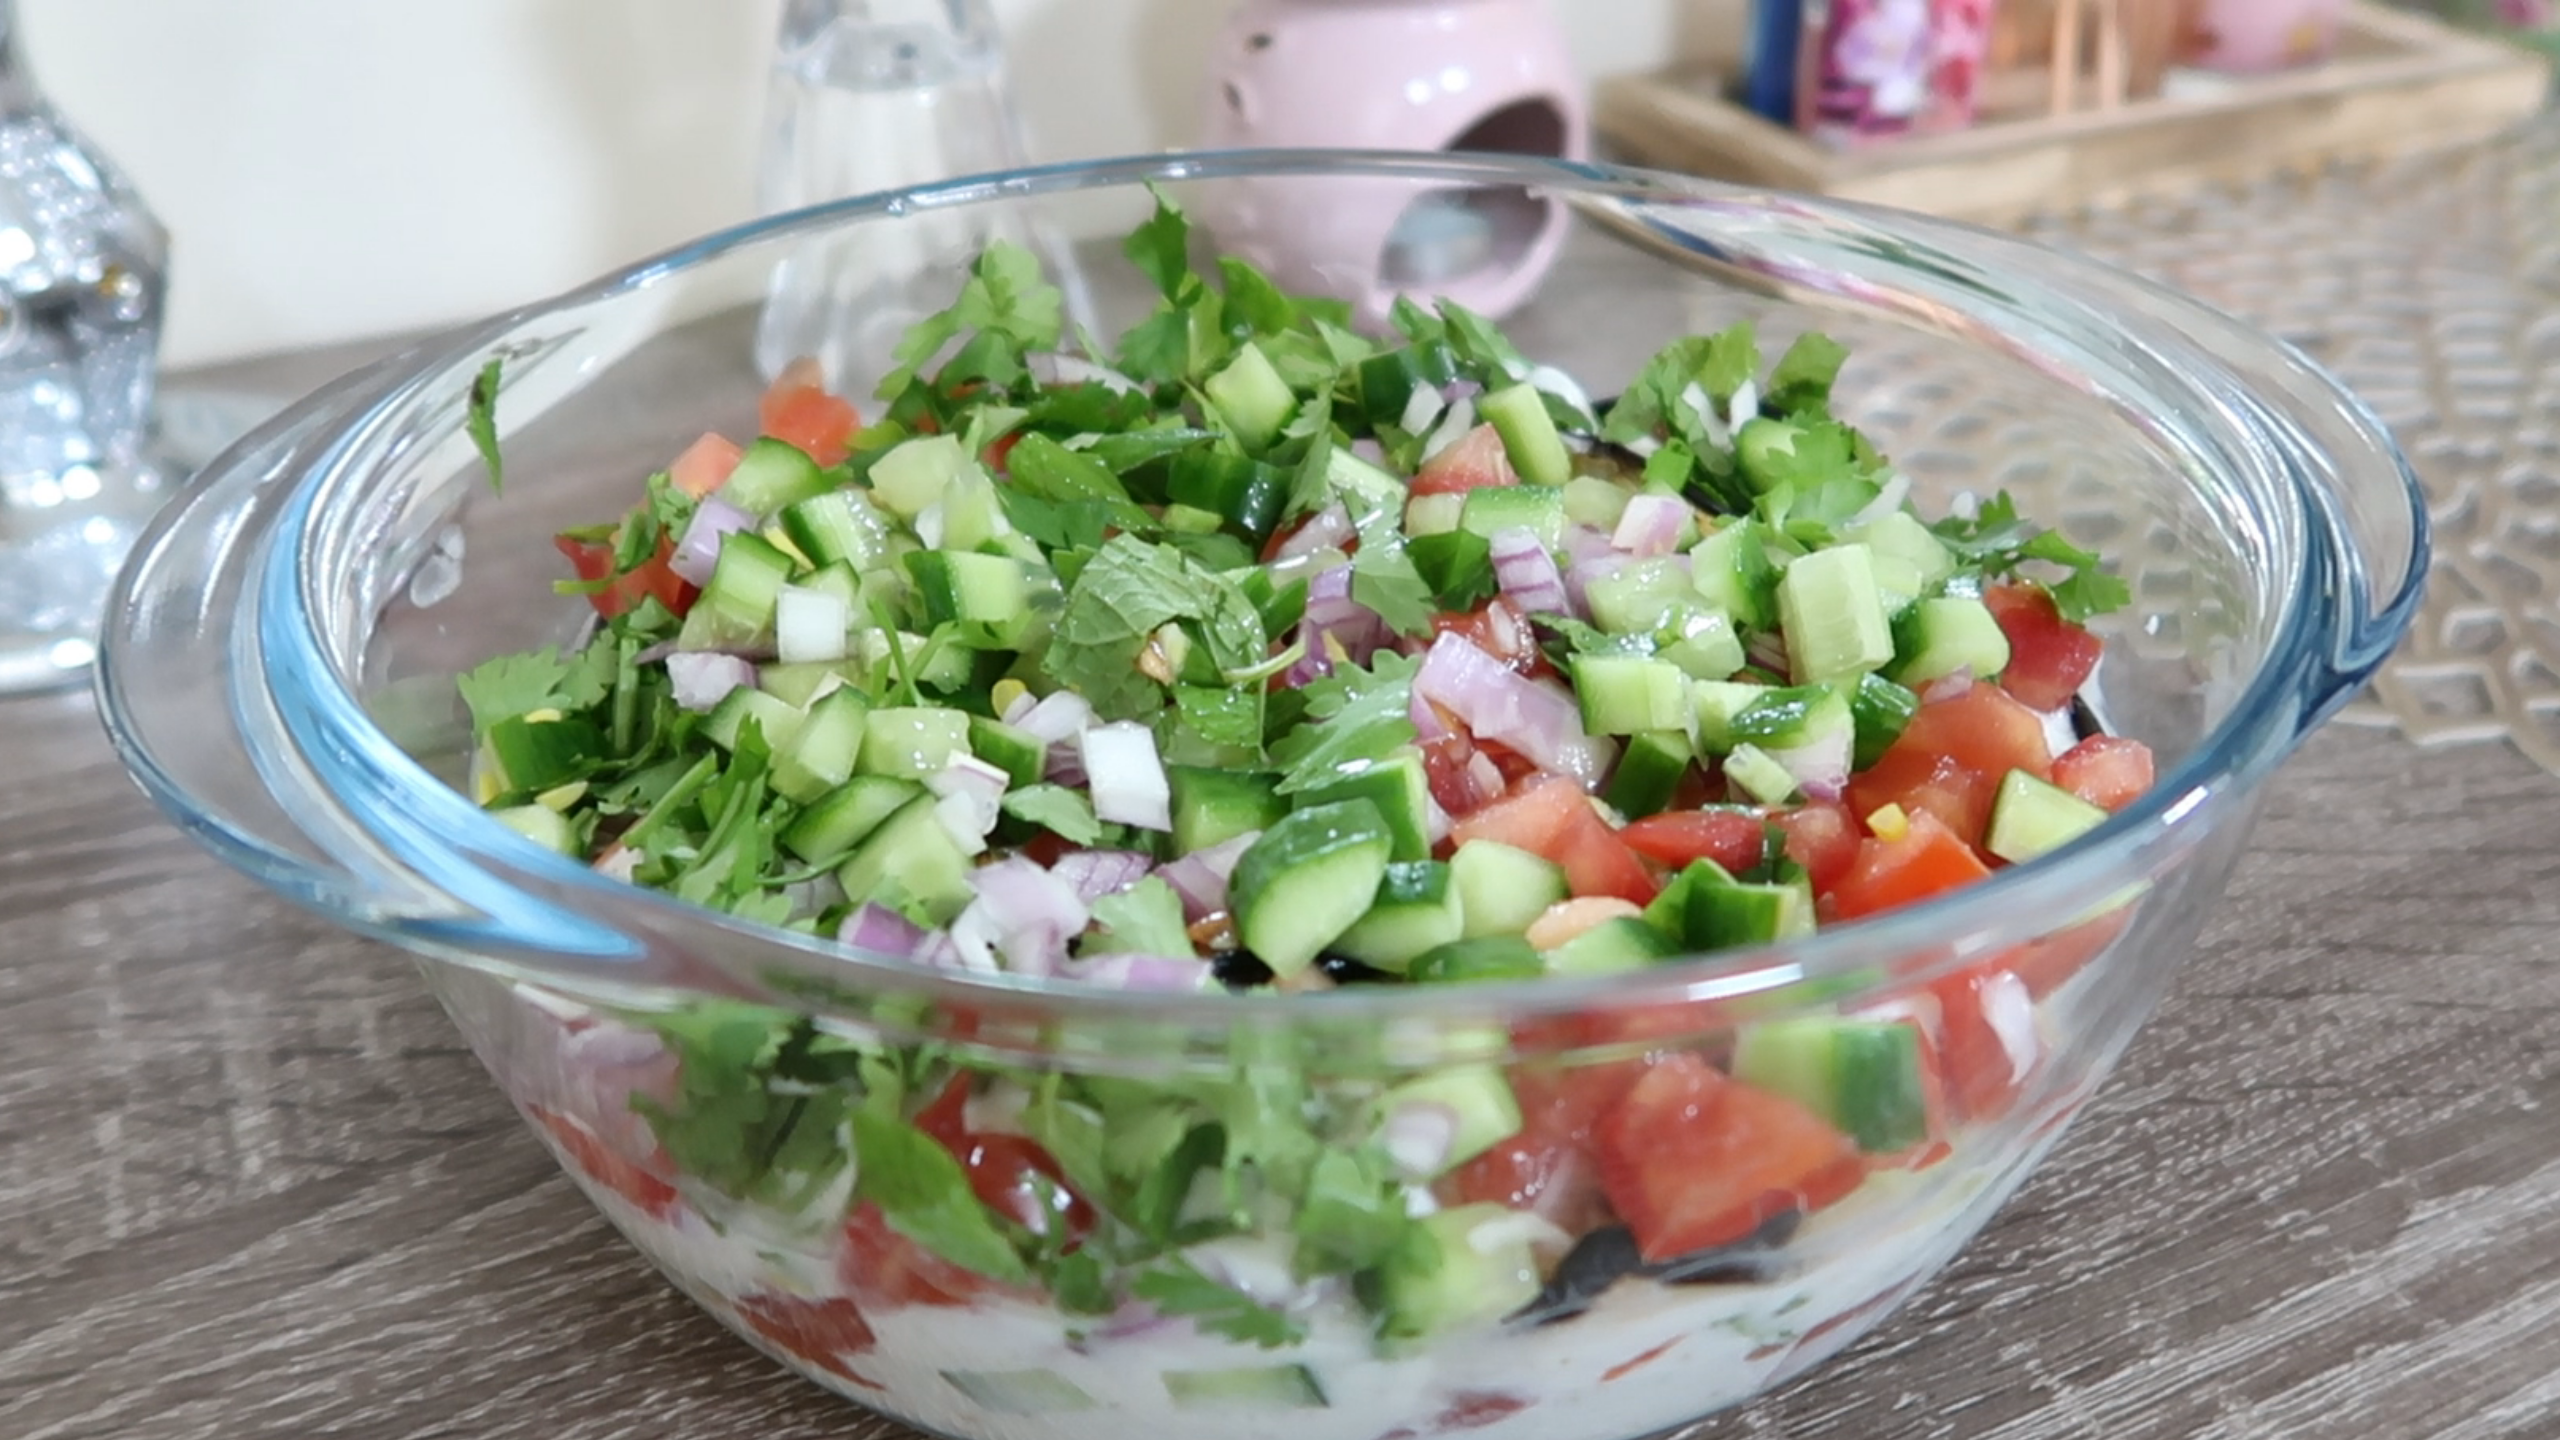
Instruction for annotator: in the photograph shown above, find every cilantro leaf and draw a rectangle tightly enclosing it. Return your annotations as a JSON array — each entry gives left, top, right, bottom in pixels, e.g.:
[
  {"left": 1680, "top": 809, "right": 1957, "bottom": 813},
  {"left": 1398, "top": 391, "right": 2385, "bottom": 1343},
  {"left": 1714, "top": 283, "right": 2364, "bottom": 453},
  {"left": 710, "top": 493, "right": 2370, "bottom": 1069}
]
[
  {"left": 2047, "top": 563, "right": 2133, "bottom": 626},
  {"left": 464, "top": 357, "right": 505, "bottom": 493},
  {"left": 1132, "top": 1258, "right": 1306, "bottom": 1349},
  {"left": 1001, "top": 783, "right": 1103, "bottom": 844},
  {"left": 1349, "top": 505, "right": 1437, "bottom": 638},
  {"left": 878, "top": 239, "right": 1065, "bottom": 398},
  {"left": 456, "top": 646, "right": 602, "bottom": 733},
  {"left": 1930, "top": 491, "right": 2130, "bottom": 621},
  {"left": 851, "top": 1108, "right": 1033, "bottom": 1284},
  {"left": 1767, "top": 331, "right": 1850, "bottom": 415},
  {"left": 1600, "top": 334, "right": 1716, "bottom": 448},
  {"left": 1268, "top": 650, "right": 1419, "bottom": 793},
  {"left": 1082, "top": 876, "right": 1195, "bottom": 958},
  {"left": 627, "top": 1003, "right": 855, "bottom": 1206}
]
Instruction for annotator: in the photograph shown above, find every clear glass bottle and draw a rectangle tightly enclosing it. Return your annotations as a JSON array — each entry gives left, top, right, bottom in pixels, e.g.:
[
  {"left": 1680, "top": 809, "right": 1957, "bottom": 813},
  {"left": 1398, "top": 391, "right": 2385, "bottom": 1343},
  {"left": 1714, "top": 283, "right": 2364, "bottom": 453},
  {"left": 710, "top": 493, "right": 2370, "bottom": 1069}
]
[
  {"left": 0, "top": 0, "right": 168, "bottom": 693},
  {"left": 752, "top": 0, "right": 1035, "bottom": 396}
]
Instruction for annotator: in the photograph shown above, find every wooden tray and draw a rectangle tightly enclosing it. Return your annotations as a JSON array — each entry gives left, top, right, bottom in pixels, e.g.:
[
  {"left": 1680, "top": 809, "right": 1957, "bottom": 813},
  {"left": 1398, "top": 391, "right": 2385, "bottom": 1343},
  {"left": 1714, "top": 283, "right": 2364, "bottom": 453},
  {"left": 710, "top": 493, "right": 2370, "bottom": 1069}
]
[{"left": 1595, "top": 3, "right": 2551, "bottom": 221}]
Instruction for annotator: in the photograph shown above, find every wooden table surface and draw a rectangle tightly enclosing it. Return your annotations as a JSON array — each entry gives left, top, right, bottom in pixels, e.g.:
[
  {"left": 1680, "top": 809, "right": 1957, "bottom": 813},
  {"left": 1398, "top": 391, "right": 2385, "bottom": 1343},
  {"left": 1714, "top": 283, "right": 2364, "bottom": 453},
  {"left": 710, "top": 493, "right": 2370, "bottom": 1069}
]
[{"left": 10, "top": 253, "right": 2560, "bottom": 1440}]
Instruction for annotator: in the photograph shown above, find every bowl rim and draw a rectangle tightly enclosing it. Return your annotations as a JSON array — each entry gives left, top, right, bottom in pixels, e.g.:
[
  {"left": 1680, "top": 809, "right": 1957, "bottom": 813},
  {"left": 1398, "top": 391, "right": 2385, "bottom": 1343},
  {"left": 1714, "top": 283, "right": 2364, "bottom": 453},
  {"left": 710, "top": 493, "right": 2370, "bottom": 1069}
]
[{"left": 123, "top": 147, "right": 2427, "bottom": 1030}]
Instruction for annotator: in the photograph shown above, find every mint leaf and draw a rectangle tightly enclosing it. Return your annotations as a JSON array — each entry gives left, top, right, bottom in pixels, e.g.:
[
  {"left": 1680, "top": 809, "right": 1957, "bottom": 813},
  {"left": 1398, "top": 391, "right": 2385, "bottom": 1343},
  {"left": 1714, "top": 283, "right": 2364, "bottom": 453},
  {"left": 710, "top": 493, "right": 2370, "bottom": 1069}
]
[
  {"left": 464, "top": 357, "right": 505, "bottom": 493},
  {"left": 1132, "top": 1257, "right": 1306, "bottom": 1349},
  {"left": 1349, "top": 506, "right": 1436, "bottom": 638},
  {"left": 1045, "top": 535, "right": 1269, "bottom": 720},
  {"left": 1174, "top": 683, "right": 1264, "bottom": 753},
  {"left": 851, "top": 1108, "right": 1033, "bottom": 1284},
  {"left": 1002, "top": 783, "right": 1103, "bottom": 844},
  {"left": 1269, "top": 650, "right": 1419, "bottom": 793},
  {"left": 1082, "top": 876, "right": 1194, "bottom": 958}
]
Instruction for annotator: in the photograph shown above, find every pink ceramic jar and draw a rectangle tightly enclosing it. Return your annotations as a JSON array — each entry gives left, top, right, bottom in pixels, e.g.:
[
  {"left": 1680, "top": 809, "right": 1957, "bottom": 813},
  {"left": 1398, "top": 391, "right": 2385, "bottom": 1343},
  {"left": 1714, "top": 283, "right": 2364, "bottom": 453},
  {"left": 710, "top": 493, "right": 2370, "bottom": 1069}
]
[
  {"left": 2185, "top": 0, "right": 2348, "bottom": 73},
  {"left": 1195, "top": 0, "right": 1588, "bottom": 321}
]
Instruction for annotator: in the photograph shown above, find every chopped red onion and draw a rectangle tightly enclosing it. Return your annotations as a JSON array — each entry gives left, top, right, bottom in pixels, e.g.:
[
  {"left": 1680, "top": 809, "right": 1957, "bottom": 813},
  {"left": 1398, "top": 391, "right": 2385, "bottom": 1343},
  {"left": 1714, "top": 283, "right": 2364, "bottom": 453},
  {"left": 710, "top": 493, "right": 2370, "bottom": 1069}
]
[
  {"left": 839, "top": 903, "right": 927, "bottom": 959},
  {"left": 1082, "top": 722, "right": 1172, "bottom": 832},
  {"left": 1612, "top": 493, "right": 1692, "bottom": 558},
  {"left": 1769, "top": 727, "right": 1853, "bottom": 801},
  {"left": 1525, "top": 364, "right": 1593, "bottom": 420},
  {"left": 775, "top": 584, "right": 851, "bottom": 664},
  {"left": 1561, "top": 524, "right": 1619, "bottom": 567},
  {"left": 1425, "top": 794, "right": 1453, "bottom": 846},
  {"left": 1409, "top": 690, "right": 1456, "bottom": 743},
  {"left": 1727, "top": 378, "right": 1761, "bottom": 437},
  {"left": 1564, "top": 555, "right": 1628, "bottom": 617},
  {"left": 965, "top": 856, "right": 1091, "bottom": 975},
  {"left": 1157, "top": 830, "right": 1259, "bottom": 919},
  {"left": 1056, "top": 953, "right": 1214, "bottom": 992},
  {"left": 1050, "top": 848, "right": 1154, "bottom": 902},
  {"left": 1030, "top": 352, "right": 1141, "bottom": 395},
  {"left": 1922, "top": 673, "right": 1976, "bottom": 704},
  {"left": 1414, "top": 631, "right": 1614, "bottom": 788},
  {"left": 1463, "top": 750, "right": 1504, "bottom": 810},
  {"left": 1490, "top": 528, "right": 1571, "bottom": 616},
  {"left": 1399, "top": 383, "right": 1446, "bottom": 437},
  {"left": 926, "top": 756, "right": 1010, "bottom": 844},
  {"left": 665, "top": 652, "right": 756, "bottom": 712},
  {"left": 1276, "top": 502, "right": 1354, "bottom": 562},
  {"left": 1379, "top": 1100, "right": 1461, "bottom": 1178},
  {"left": 1679, "top": 381, "right": 1731, "bottom": 448},
  {"left": 1846, "top": 471, "right": 1912, "bottom": 530},
  {"left": 1018, "top": 690, "right": 1097, "bottom": 744},
  {"left": 1747, "top": 630, "right": 1793, "bottom": 676},
  {"left": 912, "top": 929, "right": 966, "bottom": 972},
  {"left": 932, "top": 792, "right": 993, "bottom": 857},
  {"left": 1349, "top": 437, "right": 1387, "bottom": 467},
  {"left": 1442, "top": 378, "right": 1484, "bottom": 404},
  {"left": 1000, "top": 688, "right": 1038, "bottom": 726},
  {"left": 1421, "top": 396, "right": 1476, "bottom": 462},
  {"left": 669, "top": 495, "right": 754, "bottom": 585}
]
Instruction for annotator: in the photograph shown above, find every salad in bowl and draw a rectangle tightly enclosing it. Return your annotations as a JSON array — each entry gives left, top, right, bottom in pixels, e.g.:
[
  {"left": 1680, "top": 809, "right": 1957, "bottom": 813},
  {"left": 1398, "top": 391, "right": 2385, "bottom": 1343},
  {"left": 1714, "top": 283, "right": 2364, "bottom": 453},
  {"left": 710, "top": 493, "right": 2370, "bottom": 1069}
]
[{"left": 98, "top": 152, "right": 2425, "bottom": 1440}]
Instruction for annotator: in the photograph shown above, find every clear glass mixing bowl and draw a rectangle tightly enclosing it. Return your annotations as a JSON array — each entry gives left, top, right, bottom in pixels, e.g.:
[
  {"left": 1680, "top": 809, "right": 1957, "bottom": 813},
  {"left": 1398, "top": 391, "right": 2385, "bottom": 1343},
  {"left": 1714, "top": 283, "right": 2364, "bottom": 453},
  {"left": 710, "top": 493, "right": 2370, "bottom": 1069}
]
[{"left": 95, "top": 152, "right": 2425, "bottom": 1440}]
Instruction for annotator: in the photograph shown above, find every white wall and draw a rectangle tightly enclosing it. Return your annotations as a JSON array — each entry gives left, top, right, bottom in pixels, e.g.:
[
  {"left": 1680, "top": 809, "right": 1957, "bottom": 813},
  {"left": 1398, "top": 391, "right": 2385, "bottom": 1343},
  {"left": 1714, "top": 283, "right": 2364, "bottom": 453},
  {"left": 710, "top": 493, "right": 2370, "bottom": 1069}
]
[{"left": 22, "top": 0, "right": 1714, "bottom": 367}]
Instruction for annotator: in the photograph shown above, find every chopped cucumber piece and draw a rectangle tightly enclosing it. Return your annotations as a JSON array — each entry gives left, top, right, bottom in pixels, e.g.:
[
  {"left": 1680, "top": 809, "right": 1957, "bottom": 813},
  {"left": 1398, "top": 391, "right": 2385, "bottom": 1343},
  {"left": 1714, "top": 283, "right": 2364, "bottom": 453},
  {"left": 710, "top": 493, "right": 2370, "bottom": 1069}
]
[
  {"left": 1561, "top": 474, "right": 1634, "bottom": 531},
  {"left": 854, "top": 628, "right": 976, "bottom": 692},
  {"left": 1450, "top": 840, "right": 1566, "bottom": 939},
  {"left": 1691, "top": 520, "right": 1779, "bottom": 633},
  {"left": 1845, "top": 509, "right": 1956, "bottom": 592},
  {"left": 857, "top": 706, "right": 973, "bottom": 780},
  {"left": 1168, "top": 766, "right": 1288, "bottom": 855},
  {"left": 1204, "top": 342, "right": 1297, "bottom": 452},
  {"left": 1162, "top": 1366, "right": 1327, "bottom": 1411},
  {"left": 1479, "top": 381, "right": 1572, "bottom": 486},
  {"left": 783, "top": 775, "right": 921, "bottom": 864},
  {"left": 943, "top": 1368, "right": 1100, "bottom": 1415},
  {"left": 836, "top": 794, "right": 975, "bottom": 924},
  {"left": 1229, "top": 800, "right": 1395, "bottom": 976},
  {"left": 483, "top": 714, "right": 603, "bottom": 794},
  {"left": 1657, "top": 605, "right": 1746, "bottom": 681},
  {"left": 779, "top": 488, "right": 896, "bottom": 571},
  {"left": 1605, "top": 729, "right": 1692, "bottom": 819},
  {"left": 1574, "top": 654, "right": 1692, "bottom": 736},
  {"left": 490, "top": 802, "right": 578, "bottom": 857},
  {"left": 1404, "top": 491, "right": 1466, "bottom": 537},
  {"left": 772, "top": 685, "right": 871, "bottom": 803},
  {"left": 1727, "top": 683, "right": 1853, "bottom": 751},
  {"left": 1544, "top": 915, "right": 1675, "bottom": 976},
  {"left": 719, "top": 436, "right": 834, "bottom": 517},
  {"left": 966, "top": 715, "right": 1046, "bottom": 789},
  {"left": 1298, "top": 749, "right": 1434, "bottom": 862},
  {"left": 1689, "top": 679, "right": 1763, "bottom": 758},
  {"left": 1779, "top": 542, "right": 1895, "bottom": 684},
  {"left": 1985, "top": 768, "right": 2110, "bottom": 863},
  {"left": 938, "top": 464, "right": 1013, "bottom": 551},
  {"left": 1849, "top": 672, "right": 1920, "bottom": 769},
  {"left": 1645, "top": 860, "right": 1813, "bottom": 952},
  {"left": 701, "top": 530, "right": 795, "bottom": 636},
  {"left": 1331, "top": 860, "right": 1463, "bottom": 971},
  {"left": 1723, "top": 741, "right": 1798, "bottom": 806},
  {"left": 870, "top": 434, "right": 972, "bottom": 517},
  {"left": 1585, "top": 557, "right": 1693, "bottom": 634},
  {"left": 704, "top": 686, "right": 805, "bottom": 753},
  {"left": 1735, "top": 1017, "right": 1934, "bottom": 1154},
  {"left": 1458, "top": 484, "right": 1565, "bottom": 551},
  {"left": 1353, "top": 342, "right": 1459, "bottom": 427},
  {"left": 1168, "top": 452, "right": 1287, "bottom": 541},
  {"left": 1890, "top": 594, "right": 2012, "bottom": 688},
  {"left": 1372, "top": 1065, "right": 1522, "bottom": 1174},
  {"left": 1375, "top": 1204, "right": 1543, "bottom": 1343},
  {"left": 1407, "top": 935, "right": 1543, "bottom": 984},
  {"left": 906, "top": 549, "right": 1032, "bottom": 649}
]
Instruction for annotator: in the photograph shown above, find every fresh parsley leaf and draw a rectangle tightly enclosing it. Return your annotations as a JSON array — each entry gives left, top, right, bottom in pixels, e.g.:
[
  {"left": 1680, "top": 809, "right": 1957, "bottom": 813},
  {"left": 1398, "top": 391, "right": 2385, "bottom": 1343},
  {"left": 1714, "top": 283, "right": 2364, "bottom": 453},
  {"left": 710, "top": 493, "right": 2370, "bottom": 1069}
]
[
  {"left": 627, "top": 1003, "right": 837, "bottom": 1204},
  {"left": 1600, "top": 334, "right": 1717, "bottom": 448},
  {"left": 466, "top": 357, "right": 504, "bottom": 492},
  {"left": 1767, "top": 331, "right": 1850, "bottom": 415},
  {"left": 456, "top": 646, "right": 601, "bottom": 733},
  {"left": 1001, "top": 783, "right": 1103, "bottom": 844},
  {"left": 1131, "top": 1258, "right": 1305, "bottom": 1349},
  {"left": 2046, "top": 562, "right": 2133, "bottom": 625},
  {"left": 1124, "top": 187, "right": 1194, "bottom": 300},
  {"left": 1534, "top": 614, "right": 1657, "bottom": 663},
  {"left": 851, "top": 1108, "right": 1033, "bottom": 1284},
  {"left": 1388, "top": 295, "right": 1446, "bottom": 346},
  {"left": 878, "top": 239, "right": 1065, "bottom": 398},
  {"left": 1435, "top": 299, "right": 1528, "bottom": 384},
  {"left": 1006, "top": 432, "right": 1137, "bottom": 504},
  {"left": 1408, "top": 529, "right": 1496, "bottom": 612},
  {"left": 1268, "top": 650, "right": 1419, "bottom": 793},
  {"left": 1115, "top": 307, "right": 1195, "bottom": 389},
  {"left": 1698, "top": 321, "right": 1762, "bottom": 405},
  {"left": 1930, "top": 491, "right": 2130, "bottom": 621},
  {"left": 1293, "top": 1147, "right": 1412, "bottom": 1272},
  {"left": 1349, "top": 505, "right": 1437, "bottom": 638},
  {"left": 1082, "top": 876, "right": 1194, "bottom": 958},
  {"left": 1216, "top": 255, "right": 1299, "bottom": 338}
]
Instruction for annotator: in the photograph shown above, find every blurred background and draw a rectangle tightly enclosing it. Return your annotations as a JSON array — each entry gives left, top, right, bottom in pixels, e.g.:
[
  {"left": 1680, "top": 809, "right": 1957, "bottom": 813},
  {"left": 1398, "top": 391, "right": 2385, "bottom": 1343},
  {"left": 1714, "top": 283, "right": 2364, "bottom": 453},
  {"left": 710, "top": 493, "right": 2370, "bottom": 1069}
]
[{"left": 19, "top": 0, "right": 1713, "bottom": 368}]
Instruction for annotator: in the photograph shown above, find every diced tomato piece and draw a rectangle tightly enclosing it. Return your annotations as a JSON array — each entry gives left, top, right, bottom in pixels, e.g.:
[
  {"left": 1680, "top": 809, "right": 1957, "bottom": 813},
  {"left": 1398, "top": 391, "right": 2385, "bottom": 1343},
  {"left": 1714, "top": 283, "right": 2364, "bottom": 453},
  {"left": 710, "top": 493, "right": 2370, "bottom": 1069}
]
[
  {"left": 1410, "top": 423, "right": 1519, "bottom": 497},
  {"left": 1620, "top": 809, "right": 1767, "bottom": 875},
  {"left": 1984, "top": 582, "right": 2104, "bottom": 712},
  {"left": 1825, "top": 808, "right": 1995, "bottom": 922},
  {"left": 1441, "top": 1060, "right": 1642, "bottom": 1233},
  {"left": 1595, "top": 1053, "right": 1865, "bottom": 1262},
  {"left": 530, "top": 1105, "right": 680, "bottom": 1220},
  {"left": 733, "top": 1291, "right": 882, "bottom": 1386},
  {"left": 759, "top": 366, "right": 862, "bottom": 466},
  {"left": 667, "top": 431, "right": 743, "bottom": 498},
  {"left": 1452, "top": 776, "right": 1659, "bottom": 904},
  {"left": 1770, "top": 801, "right": 1862, "bottom": 896},
  {"left": 1844, "top": 684, "right": 2053, "bottom": 847},
  {"left": 553, "top": 531, "right": 698, "bottom": 620},
  {"left": 1926, "top": 963, "right": 2040, "bottom": 1122},
  {"left": 909, "top": 1077, "right": 1090, "bottom": 1242},
  {"left": 983, "top": 430, "right": 1023, "bottom": 473},
  {"left": 913, "top": 1076, "right": 972, "bottom": 1145},
  {"left": 2052, "top": 735, "right": 2155, "bottom": 813},
  {"left": 2001, "top": 905, "right": 2134, "bottom": 998},
  {"left": 1431, "top": 598, "right": 1548, "bottom": 677},
  {"left": 839, "top": 1201, "right": 985, "bottom": 1308}
]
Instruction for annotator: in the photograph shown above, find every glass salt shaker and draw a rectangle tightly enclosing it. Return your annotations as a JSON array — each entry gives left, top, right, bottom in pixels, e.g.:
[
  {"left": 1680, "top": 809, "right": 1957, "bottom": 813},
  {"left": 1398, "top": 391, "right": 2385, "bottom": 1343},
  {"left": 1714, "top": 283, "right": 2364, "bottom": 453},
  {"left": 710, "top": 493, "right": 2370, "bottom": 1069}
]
[
  {"left": 0, "top": 0, "right": 169, "bottom": 694},
  {"left": 753, "top": 0, "right": 1048, "bottom": 397}
]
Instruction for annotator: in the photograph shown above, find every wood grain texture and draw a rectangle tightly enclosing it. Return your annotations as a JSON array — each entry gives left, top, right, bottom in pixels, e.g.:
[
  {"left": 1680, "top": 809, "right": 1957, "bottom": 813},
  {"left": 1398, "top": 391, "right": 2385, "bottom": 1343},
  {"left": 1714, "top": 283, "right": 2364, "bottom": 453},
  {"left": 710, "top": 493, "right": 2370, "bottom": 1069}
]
[{"left": 7, "top": 687, "right": 2559, "bottom": 1439}]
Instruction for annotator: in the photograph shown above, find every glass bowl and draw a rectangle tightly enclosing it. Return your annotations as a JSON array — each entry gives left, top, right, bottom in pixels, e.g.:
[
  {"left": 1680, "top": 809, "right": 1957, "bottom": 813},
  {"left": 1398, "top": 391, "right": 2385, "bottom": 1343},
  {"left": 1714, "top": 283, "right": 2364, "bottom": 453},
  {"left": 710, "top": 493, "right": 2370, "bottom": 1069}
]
[{"left": 96, "top": 151, "right": 2424, "bottom": 1440}]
